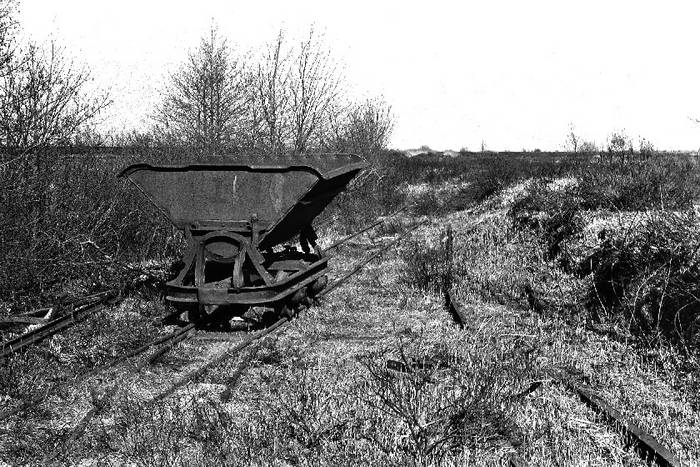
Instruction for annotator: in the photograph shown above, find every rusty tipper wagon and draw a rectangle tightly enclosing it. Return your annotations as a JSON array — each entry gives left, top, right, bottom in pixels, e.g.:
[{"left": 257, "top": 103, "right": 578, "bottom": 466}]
[{"left": 120, "top": 154, "right": 366, "bottom": 323}]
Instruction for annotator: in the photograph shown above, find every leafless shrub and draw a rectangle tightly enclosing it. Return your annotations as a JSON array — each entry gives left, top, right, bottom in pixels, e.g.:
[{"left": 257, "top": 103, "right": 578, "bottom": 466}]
[
  {"left": 638, "top": 137, "right": 655, "bottom": 160},
  {"left": 606, "top": 130, "right": 633, "bottom": 164},
  {"left": 243, "top": 362, "right": 361, "bottom": 464},
  {"left": 509, "top": 179, "right": 584, "bottom": 264},
  {"left": 288, "top": 27, "right": 342, "bottom": 153},
  {"left": 0, "top": 43, "right": 110, "bottom": 150},
  {"left": 581, "top": 156, "right": 700, "bottom": 210},
  {"left": 565, "top": 123, "right": 579, "bottom": 153},
  {"left": 578, "top": 212, "right": 700, "bottom": 349},
  {"left": 0, "top": 0, "right": 17, "bottom": 74},
  {"left": 0, "top": 30, "right": 126, "bottom": 305},
  {"left": 354, "top": 334, "right": 534, "bottom": 465},
  {"left": 249, "top": 27, "right": 346, "bottom": 154},
  {"left": 578, "top": 140, "right": 598, "bottom": 154},
  {"left": 250, "top": 30, "right": 291, "bottom": 154},
  {"left": 400, "top": 231, "right": 455, "bottom": 296},
  {"left": 325, "top": 97, "right": 394, "bottom": 159},
  {"left": 0, "top": 154, "right": 181, "bottom": 305}
]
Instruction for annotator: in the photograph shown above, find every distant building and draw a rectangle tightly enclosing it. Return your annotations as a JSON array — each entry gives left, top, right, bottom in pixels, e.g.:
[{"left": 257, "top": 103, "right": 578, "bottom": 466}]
[
  {"left": 404, "top": 145, "right": 436, "bottom": 158},
  {"left": 403, "top": 146, "right": 460, "bottom": 158}
]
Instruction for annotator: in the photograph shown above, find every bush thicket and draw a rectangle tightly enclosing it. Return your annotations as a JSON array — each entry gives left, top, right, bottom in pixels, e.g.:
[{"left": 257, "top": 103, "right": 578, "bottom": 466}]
[
  {"left": 507, "top": 154, "right": 700, "bottom": 349},
  {"left": 578, "top": 213, "right": 700, "bottom": 348},
  {"left": 0, "top": 150, "right": 182, "bottom": 306}
]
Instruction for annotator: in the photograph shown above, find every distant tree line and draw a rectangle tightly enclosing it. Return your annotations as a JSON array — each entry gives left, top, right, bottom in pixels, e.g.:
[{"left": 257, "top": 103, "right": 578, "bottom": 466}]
[
  {"left": 0, "top": 0, "right": 393, "bottom": 160},
  {"left": 564, "top": 124, "right": 659, "bottom": 162},
  {"left": 149, "top": 27, "right": 394, "bottom": 158}
]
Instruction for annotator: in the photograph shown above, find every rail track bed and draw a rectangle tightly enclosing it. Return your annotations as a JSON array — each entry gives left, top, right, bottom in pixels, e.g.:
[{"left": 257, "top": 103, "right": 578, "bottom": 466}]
[{"left": 2, "top": 210, "right": 699, "bottom": 465}]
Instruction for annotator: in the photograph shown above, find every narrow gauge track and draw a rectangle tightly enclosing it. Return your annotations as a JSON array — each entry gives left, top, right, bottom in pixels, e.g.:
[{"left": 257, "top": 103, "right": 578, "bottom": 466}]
[
  {"left": 40, "top": 215, "right": 424, "bottom": 463},
  {"left": 82, "top": 209, "right": 416, "bottom": 379},
  {"left": 444, "top": 290, "right": 683, "bottom": 467},
  {"left": 0, "top": 290, "right": 120, "bottom": 359},
  {"left": 1, "top": 207, "right": 409, "bottom": 366},
  {"left": 2, "top": 210, "right": 413, "bottom": 425}
]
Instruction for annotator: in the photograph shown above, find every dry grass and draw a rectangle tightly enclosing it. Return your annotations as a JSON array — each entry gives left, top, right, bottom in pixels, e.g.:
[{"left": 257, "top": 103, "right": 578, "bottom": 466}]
[
  {"left": 8, "top": 195, "right": 696, "bottom": 465},
  {"left": 4, "top": 153, "right": 700, "bottom": 465},
  {"left": 15, "top": 224, "right": 531, "bottom": 465},
  {"left": 452, "top": 185, "right": 700, "bottom": 465},
  {"left": 0, "top": 296, "right": 172, "bottom": 464}
]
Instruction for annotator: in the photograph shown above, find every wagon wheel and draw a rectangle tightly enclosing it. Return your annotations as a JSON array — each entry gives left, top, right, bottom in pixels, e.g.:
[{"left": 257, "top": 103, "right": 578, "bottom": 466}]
[
  {"left": 182, "top": 303, "right": 205, "bottom": 325},
  {"left": 277, "top": 302, "right": 297, "bottom": 319}
]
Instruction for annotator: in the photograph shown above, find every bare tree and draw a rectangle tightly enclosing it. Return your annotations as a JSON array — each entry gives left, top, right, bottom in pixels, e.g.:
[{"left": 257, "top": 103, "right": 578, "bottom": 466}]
[
  {"left": 0, "top": 0, "right": 16, "bottom": 75},
  {"left": 323, "top": 99, "right": 349, "bottom": 151},
  {"left": 565, "top": 123, "right": 579, "bottom": 153},
  {"left": 154, "top": 27, "right": 249, "bottom": 152},
  {"left": 252, "top": 31, "right": 291, "bottom": 154},
  {"left": 607, "top": 130, "right": 633, "bottom": 164},
  {"left": 289, "top": 28, "right": 342, "bottom": 153},
  {"left": 346, "top": 98, "right": 393, "bottom": 156},
  {"left": 578, "top": 140, "right": 598, "bottom": 154},
  {"left": 639, "top": 137, "right": 655, "bottom": 160},
  {"left": 0, "top": 42, "right": 110, "bottom": 150}
]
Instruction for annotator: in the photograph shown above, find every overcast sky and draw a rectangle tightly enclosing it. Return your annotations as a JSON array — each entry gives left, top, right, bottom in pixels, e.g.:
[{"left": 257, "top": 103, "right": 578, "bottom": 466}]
[{"left": 18, "top": 0, "right": 700, "bottom": 151}]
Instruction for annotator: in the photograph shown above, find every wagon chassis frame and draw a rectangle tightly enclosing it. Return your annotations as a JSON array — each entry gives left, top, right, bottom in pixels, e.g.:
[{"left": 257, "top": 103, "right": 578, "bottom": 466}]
[{"left": 166, "top": 227, "right": 330, "bottom": 306}]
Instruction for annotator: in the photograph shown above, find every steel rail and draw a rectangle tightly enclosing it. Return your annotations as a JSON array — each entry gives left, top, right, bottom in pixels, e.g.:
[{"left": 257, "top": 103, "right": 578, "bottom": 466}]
[
  {"left": 149, "top": 317, "right": 289, "bottom": 403},
  {"left": 83, "top": 323, "right": 198, "bottom": 379},
  {"left": 555, "top": 374, "right": 682, "bottom": 467},
  {"left": 147, "top": 327, "right": 195, "bottom": 364},
  {"left": 445, "top": 291, "right": 683, "bottom": 467},
  {"left": 219, "top": 352, "right": 256, "bottom": 402},
  {"left": 61, "top": 289, "right": 117, "bottom": 308},
  {"left": 445, "top": 290, "right": 469, "bottom": 328},
  {"left": 324, "top": 218, "right": 385, "bottom": 251},
  {"left": 320, "top": 220, "right": 425, "bottom": 297},
  {"left": 324, "top": 204, "right": 409, "bottom": 252},
  {"left": 0, "top": 315, "right": 49, "bottom": 325},
  {"left": 0, "top": 292, "right": 119, "bottom": 358}
]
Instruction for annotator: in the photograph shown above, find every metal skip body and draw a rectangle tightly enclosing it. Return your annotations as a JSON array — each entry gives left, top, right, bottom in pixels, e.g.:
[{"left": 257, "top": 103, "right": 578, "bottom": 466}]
[{"left": 119, "top": 153, "right": 366, "bottom": 314}]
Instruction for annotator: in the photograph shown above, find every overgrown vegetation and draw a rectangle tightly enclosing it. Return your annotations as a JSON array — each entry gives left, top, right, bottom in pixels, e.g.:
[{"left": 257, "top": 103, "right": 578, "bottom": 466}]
[
  {"left": 0, "top": 152, "right": 182, "bottom": 307},
  {"left": 83, "top": 331, "right": 534, "bottom": 466},
  {"left": 2, "top": 1, "right": 700, "bottom": 464},
  {"left": 579, "top": 212, "right": 700, "bottom": 349},
  {"left": 505, "top": 154, "right": 700, "bottom": 351}
]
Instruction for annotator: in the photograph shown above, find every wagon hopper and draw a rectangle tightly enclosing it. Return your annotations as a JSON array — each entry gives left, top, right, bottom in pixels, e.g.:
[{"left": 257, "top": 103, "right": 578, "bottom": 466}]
[{"left": 120, "top": 154, "right": 366, "bottom": 322}]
